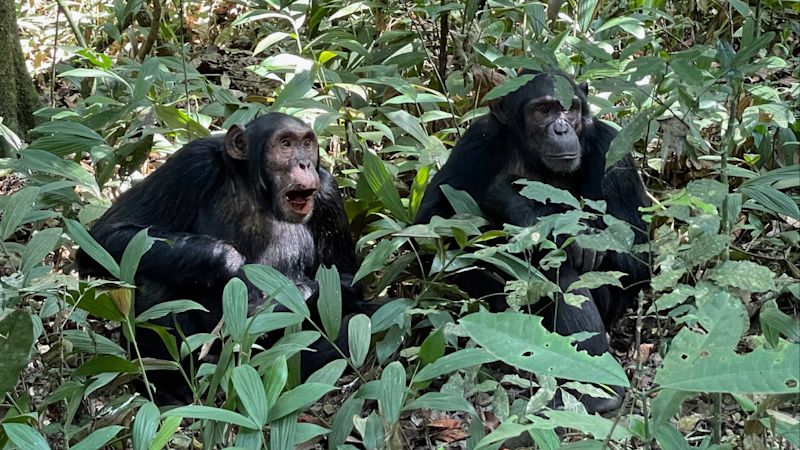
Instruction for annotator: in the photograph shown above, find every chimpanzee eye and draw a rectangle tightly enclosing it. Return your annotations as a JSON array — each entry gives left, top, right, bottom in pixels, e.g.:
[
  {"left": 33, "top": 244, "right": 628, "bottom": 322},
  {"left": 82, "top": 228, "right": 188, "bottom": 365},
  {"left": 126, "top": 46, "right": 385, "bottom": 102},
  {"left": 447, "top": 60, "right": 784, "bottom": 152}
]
[
  {"left": 281, "top": 139, "right": 291, "bottom": 147},
  {"left": 304, "top": 139, "right": 312, "bottom": 147}
]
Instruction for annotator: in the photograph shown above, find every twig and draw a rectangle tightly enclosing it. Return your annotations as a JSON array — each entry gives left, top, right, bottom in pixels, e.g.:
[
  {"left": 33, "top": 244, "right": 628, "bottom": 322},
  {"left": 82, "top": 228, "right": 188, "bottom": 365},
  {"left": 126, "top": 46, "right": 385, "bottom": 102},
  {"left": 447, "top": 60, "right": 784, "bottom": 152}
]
[
  {"left": 54, "top": 0, "right": 87, "bottom": 48},
  {"left": 137, "top": 0, "right": 162, "bottom": 61}
]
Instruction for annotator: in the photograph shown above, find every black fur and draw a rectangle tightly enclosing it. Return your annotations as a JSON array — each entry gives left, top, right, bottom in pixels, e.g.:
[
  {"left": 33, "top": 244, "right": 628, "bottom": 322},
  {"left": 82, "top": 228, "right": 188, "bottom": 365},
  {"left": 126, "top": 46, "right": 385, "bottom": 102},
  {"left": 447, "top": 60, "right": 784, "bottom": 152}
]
[
  {"left": 416, "top": 71, "right": 650, "bottom": 413},
  {"left": 77, "top": 113, "right": 360, "bottom": 403}
]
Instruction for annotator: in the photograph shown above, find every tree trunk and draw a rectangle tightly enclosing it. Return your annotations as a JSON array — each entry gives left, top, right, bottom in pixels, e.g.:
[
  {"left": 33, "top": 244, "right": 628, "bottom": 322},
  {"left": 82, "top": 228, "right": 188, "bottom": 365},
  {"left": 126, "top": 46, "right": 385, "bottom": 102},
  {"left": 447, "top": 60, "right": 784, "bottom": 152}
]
[{"left": 0, "top": 0, "right": 40, "bottom": 156}]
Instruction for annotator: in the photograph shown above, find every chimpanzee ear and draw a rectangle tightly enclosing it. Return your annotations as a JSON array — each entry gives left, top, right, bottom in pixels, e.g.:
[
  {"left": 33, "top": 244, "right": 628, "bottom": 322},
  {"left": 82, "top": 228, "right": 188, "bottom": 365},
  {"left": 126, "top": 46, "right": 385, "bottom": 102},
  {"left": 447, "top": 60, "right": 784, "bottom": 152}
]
[
  {"left": 225, "top": 124, "right": 247, "bottom": 160},
  {"left": 578, "top": 82, "right": 589, "bottom": 97},
  {"left": 489, "top": 98, "right": 509, "bottom": 125}
]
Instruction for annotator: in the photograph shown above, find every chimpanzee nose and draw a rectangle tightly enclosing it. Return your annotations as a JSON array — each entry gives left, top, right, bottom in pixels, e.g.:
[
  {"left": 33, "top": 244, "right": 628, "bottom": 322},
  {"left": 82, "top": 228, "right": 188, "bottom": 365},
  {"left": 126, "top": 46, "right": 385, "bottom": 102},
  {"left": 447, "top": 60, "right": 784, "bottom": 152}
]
[
  {"left": 298, "top": 159, "right": 312, "bottom": 170},
  {"left": 553, "top": 119, "right": 570, "bottom": 135}
]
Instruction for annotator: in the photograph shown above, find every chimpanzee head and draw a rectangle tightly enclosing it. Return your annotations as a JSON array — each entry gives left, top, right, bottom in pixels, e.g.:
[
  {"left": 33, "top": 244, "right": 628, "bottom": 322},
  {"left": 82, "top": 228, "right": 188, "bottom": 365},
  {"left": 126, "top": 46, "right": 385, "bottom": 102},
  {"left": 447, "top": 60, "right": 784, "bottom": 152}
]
[
  {"left": 490, "top": 71, "right": 592, "bottom": 174},
  {"left": 225, "top": 113, "right": 320, "bottom": 223}
]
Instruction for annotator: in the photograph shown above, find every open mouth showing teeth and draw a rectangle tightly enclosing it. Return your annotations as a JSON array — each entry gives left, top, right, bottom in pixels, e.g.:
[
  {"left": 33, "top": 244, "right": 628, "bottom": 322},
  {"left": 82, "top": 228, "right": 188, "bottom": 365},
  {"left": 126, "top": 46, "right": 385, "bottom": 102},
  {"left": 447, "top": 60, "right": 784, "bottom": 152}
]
[{"left": 286, "top": 189, "right": 316, "bottom": 213}]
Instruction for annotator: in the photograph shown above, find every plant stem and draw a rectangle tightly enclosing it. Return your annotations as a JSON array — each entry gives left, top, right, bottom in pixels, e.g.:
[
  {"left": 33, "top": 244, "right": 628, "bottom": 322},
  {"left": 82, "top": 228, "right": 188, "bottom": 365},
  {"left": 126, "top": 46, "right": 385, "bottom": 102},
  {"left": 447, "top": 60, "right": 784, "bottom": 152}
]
[{"left": 54, "top": 0, "right": 87, "bottom": 48}]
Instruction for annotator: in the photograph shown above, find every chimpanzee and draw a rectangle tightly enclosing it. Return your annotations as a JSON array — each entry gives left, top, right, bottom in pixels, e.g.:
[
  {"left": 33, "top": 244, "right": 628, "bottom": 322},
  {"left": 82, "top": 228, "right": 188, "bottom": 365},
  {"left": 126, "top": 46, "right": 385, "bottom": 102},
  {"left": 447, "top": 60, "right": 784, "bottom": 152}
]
[
  {"left": 77, "top": 112, "right": 361, "bottom": 403},
  {"left": 416, "top": 71, "right": 650, "bottom": 413}
]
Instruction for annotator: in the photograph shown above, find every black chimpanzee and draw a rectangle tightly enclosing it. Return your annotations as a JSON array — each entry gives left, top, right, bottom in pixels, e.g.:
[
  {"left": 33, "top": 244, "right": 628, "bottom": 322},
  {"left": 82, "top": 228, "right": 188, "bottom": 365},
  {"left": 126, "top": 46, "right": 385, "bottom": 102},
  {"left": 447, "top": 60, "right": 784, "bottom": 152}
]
[
  {"left": 416, "top": 71, "right": 650, "bottom": 413},
  {"left": 77, "top": 112, "right": 361, "bottom": 403}
]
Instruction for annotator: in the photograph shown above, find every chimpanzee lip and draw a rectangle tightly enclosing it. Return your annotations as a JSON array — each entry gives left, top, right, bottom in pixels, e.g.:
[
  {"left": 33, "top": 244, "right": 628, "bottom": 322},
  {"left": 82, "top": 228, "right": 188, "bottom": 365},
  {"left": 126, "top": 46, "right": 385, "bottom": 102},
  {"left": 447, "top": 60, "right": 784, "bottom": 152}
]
[
  {"left": 545, "top": 153, "right": 580, "bottom": 160},
  {"left": 286, "top": 189, "right": 316, "bottom": 214}
]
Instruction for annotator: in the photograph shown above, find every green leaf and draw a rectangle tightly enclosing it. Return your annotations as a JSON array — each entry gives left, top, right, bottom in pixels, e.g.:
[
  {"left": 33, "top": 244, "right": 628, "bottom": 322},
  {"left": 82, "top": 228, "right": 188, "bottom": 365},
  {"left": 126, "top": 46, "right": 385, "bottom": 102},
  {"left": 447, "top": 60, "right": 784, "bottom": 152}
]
[
  {"left": 247, "top": 311, "right": 304, "bottom": 335},
  {"left": 404, "top": 392, "right": 477, "bottom": 417},
  {"left": 71, "top": 426, "right": 124, "bottom": 450},
  {"left": 517, "top": 180, "right": 580, "bottom": 209},
  {"left": 348, "top": 314, "right": 371, "bottom": 368},
  {"left": 316, "top": 266, "right": 342, "bottom": 339},
  {"left": 606, "top": 110, "right": 650, "bottom": 170},
  {"left": 272, "top": 70, "right": 313, "bottom": 111},
  {"left": 384, "top": 109, "right": 429, "bottom": 147},
  {"left": 2, "top": 424, "right": 51, "bottom": 450},
  {"left": 20, "top": 227, "right": 62, "bottom": 276},
  {"left": 18, "top": 149, "right": 100, "bottom": 195},
  {"left": 32, "top": 121, "right": 104, "bottom": 142},
  {"left": 760, "top": 299, "right": 800, "bottom": 345},
  {"left": 567, "top": 271, "right": 625, "bottom": 291},
  {"left": 0, "top": 310, "right": 34, "bottom": 397},
  {"left": 540, "top": 410, "right": 631, "bottom": 440},
  {"left": 0, "top": 187, "right": 39, "bottom": 241},
  {"left": 62, "top": 329, "right": 126, "bottom": 356},
  {"left": 353, "top": 237, "right": 406, "bottom": 283},
  {"left": 378, "top": 361, "right": 406, "bottom": 423},
  {"left": 707, "top": 261, "right": 776, "bottom": 292},
  {"left": 243, "top": 264, "right": 310, "bottom": 318},
  {"left": 441, "top": 185, "right": 483, "bottom": 216},
  {"left": 162, "top": 405, "right": 258, "bottom": 429},
  {"left": 740, "top": 184, "right": 800, "bottom": 220},
  {"left": 419, "top": 328, "right": 446, "bottom": 366},
  {"left": 306, "top": 359, "right": 347, "bottom": 385},
  {"left": 460, "top": 311, "right": 628, "bottom": 386},
  {"left": 60, "top": 68, "right": 131, "bottom": 92},
  {"left": 74, "top": 355, "right": 139, "bottom": 376},
  {"left": 414, "top": 348, "right": 497, "bottom": 382},
  {"left": 329, "top": 396, "right": 364, "bottom": 448},
  {"left": 574, "top": 216, "right": 635, "bottom": 254},
  {"left": 363, "top": 149, "right": 410, "bottom": 222},
  {"left": 119, "top": 228, "right": 154, "bottom": 285},
  {"left": 65, "top": 219, "right": 120, "bottom": 279},
  {"left": 552, "top": 74, "right": 575, "bottom": 110},
  {"left": 482, "top": 74, "right": 536, "bottom": 103},
  {"left": 267, "top": 383, "right": 337, "bottom": 422},
  {"left": 233, "top": 365, "right": 269, "bottom": 426},
  {"left": 680, "top": 234, "right": 729, "bottom": 267},
  {"left": 147, "top": 417, "right": 181, "bottom": 450},
  {"left": 223, "top": 277, "right": 249, "bottom": 342},
  {"left": 132, "top": 402, "right": 159, "bottom": 450},
  {"left": 136, "top": 300, "right": 208, "bottom": 323}
]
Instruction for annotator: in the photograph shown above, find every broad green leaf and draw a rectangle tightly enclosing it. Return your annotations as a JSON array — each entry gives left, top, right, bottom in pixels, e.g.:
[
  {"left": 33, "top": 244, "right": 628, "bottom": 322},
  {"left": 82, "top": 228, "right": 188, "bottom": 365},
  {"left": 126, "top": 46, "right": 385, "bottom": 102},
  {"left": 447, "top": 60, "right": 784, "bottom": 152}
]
[
  {"left": 267, "top": 383, "right": 337, "bottom": 422},
  {"left": 419, "top": 328, "right": 445, "bottom": 365},
  {"left": 378, "top": 361, "right": 406, "bottom": 423},
  {"left": 482, "top": 74, "right": 536, "bottom": 103},
  {"left": 740, "top": 184, "right": 800, "bottom": 220},
  {"left": 517, "top": 180, "right": 580, "bottom": 209},
  {"left": 119, "top": 228, "right": 155, "bottom": 285},
  {"left": 294, "top": 422, "right": 330, "bottom": 444},
  {"left": 18, "top": 149, "right": 100, "bottom": 195},
  {"left": 148, "top": 417, "right": 181, "bottom": 450},
  {"left": 0, "top": 310, "right": 34, "bottom": 397},
  {"left": 71, "top": 426, "right": 124, "bottom": 450},
  {"left": 306, "top": 359, "right": 347, "bottom": 385},
  {"left": 233, "top": 365, "right": 269, "bottom": 426},
  {"left": 316, "top": 266, "right": 342, "bottom": 339},
  {"left": 162, "top": 405, "right": 257, "bottom": 429},
  {"left": 62, "top": 329, "right": 126, "bottom": 356},
  {"left": 132, "top": 402, "right": 159, "bottom": 450},
  {"left": 567, "top": 271, "right": 625, "bottom": 291},
  {"left": 243, "top": 264, "right": 310, "bottom": 318},
  {"left": 363, "top": 149, "right": 409, "bottom": 222},
  {"left": 680, "top": 234, "right": 728, "bottom": 267},
  {"left": 539, "top": 411, "right": 631, "bottom": 440},
  {"left": 348, "top": 314, "right": 371, "bottom": 368},
  {"left": 414, "top": 348, "right": 497, "bottom": 382},
  {"left": 59, "top": 68, "right": 132, "bottom": 92},
  {"left": 353, "top": 237, "right": 406, "bottom": 283},
  {"left": 0, "top": 187, "right": 39, "bottom": 241},
  {"left": 20, "top": 227, "right": 62, "bottom": 275},
  {"left": 136, "top": 300, "right": 208, "bottom": 322},
  {"left": 74, "top": 355, "right": 139, "bottom": 376},
  {"left": 460, "top": 311, "right": 628, "bottom": 386},
  {"left": 404, "top": 392, "right": 477, "bottom": 417},
  {"left": 248, "top": 311, "right": 303, "bottom": 335},
  {"left": 707, "top": 261, "right": 776, "bottom": 292},
  {"left": 441, "top": 185, "right": 483, "bottom": 216},
  {"left": 31, "top": 121, "right": 104, "bottom": 142},
  {"left": 606, "top": 110, "right": 650, "bottom": 170},
  {"left": 272, "top": 70, "right": 313, "bottom": 111},
  {"left": 262, "top": 356, "right": 288, "bottom": 408},
  {"left": 270, "top": 413, "right": 296, "bottom": 450},
  {"left": 223, "top": 277, "right": 249, "bottom": 342},
  {"left": 329, "top": 396, "right": 364, "bottom": 448},
  {"left": 384, "top": 109, "right": 429, "bottom": 147},
  {"left": 760, "top": 299, "right": 800, "bottom": 345},
  {"left": 552, "top": 74, "right": 574, "bottom": 110},
  {"left": 65, "top": 219, "right": 120, "bottom": 279},
  {"left": 2, "top": 424, "right": 50, "bottom": 450},
  {"left": 574, "top": 216, "right": 635, "bottom": 254}
]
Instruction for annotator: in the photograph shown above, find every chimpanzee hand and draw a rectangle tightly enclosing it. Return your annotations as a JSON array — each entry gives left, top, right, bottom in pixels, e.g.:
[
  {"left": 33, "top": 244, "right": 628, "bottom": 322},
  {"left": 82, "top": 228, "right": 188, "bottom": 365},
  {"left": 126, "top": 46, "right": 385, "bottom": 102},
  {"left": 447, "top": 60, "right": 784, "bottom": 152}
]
[{"left": 565, "top": 241, "right": 605, "bottom": 274}]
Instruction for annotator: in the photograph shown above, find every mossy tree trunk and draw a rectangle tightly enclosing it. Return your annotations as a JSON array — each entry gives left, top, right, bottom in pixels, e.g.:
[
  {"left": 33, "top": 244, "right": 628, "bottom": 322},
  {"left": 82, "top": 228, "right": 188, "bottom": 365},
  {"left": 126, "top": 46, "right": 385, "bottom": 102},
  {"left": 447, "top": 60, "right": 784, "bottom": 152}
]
[{"left": 0, "top": 0, "right": 40, "bottom": 156}]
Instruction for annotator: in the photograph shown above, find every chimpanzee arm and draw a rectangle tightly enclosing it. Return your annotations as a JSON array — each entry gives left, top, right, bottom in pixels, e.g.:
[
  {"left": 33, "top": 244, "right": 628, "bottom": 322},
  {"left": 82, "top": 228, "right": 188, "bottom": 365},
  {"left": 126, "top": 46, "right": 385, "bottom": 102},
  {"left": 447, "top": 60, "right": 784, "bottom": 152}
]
[
  {"left": 308, "top": 168, "right": 358, "bottom": 274},
  {"left": 78, "top": 140, "right": 244, "bottom": 287},
  {"left": 87, "top": 224, "right": 245, "bottom": 287}
]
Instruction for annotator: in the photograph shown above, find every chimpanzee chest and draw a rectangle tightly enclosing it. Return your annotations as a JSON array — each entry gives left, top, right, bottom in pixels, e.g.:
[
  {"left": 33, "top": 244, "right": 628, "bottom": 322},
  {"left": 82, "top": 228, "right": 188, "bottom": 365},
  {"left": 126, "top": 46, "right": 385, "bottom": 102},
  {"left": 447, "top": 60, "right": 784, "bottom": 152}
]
[{"left": 254, "top": 221, "right": 317, "bottom": 281}]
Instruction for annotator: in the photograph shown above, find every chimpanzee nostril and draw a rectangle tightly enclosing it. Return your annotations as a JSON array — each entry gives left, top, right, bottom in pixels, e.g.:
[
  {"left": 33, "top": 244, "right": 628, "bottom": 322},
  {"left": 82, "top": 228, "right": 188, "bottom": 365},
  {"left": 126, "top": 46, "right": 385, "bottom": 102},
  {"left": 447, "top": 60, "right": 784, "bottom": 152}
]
[
  {"left": 298, "top": 159, "right": 312, "bottom": 170},
  {"left": 553, "top": 119, "right": 570, "bottom": 135}
]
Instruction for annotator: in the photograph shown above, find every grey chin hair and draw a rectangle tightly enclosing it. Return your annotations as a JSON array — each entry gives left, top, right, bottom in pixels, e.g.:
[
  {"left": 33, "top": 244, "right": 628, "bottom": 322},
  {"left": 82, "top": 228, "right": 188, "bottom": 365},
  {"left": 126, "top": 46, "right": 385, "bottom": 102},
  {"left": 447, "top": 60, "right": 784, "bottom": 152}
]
[{"left": 583, "top": 114, "right": 594, "bottom": 126}]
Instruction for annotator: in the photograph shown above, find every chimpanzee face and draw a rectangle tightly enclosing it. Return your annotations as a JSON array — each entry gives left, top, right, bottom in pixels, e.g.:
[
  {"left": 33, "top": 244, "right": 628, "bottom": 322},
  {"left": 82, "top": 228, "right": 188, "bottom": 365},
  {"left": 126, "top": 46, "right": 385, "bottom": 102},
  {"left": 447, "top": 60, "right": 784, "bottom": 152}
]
[
  {"left": 523, "top": 91, "right": 584, "bottom": 174},
  {"left": 265, "top": 122, "right": 320, "bottom": 223},
  {"left": 224, "top": 114, "right": 321, "bottom": 223}
]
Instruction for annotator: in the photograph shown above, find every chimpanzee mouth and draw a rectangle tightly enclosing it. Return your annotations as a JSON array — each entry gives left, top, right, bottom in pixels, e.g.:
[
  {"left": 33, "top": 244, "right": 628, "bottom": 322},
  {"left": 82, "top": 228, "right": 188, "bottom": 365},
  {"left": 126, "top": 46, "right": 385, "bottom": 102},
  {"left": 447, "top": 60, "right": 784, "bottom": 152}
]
[
  {"left": 546, "top": 153, "right": 580, "bottom": 160},
  {"left": 286, "top": 189, "right": 316, "bottom": 214}
]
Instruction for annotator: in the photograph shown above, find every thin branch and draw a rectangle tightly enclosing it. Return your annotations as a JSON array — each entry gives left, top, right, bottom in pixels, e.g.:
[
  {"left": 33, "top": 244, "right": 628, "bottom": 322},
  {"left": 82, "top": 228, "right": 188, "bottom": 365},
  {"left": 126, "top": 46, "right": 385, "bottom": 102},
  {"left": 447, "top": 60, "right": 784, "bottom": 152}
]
[
  {"left": 54, "top": 0, "right": 87, "bottom": 48},
  {"left": 137, "top": 0, "right": 162, "bottom": 62}
]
